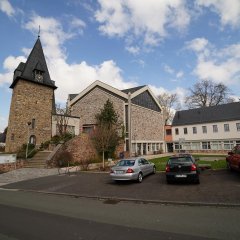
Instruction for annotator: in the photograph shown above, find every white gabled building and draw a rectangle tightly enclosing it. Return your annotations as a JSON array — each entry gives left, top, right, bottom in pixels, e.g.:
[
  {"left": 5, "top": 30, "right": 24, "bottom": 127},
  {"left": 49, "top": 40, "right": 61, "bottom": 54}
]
[{"left": 172, "top": 102, "right": 240, "bottom": 153}]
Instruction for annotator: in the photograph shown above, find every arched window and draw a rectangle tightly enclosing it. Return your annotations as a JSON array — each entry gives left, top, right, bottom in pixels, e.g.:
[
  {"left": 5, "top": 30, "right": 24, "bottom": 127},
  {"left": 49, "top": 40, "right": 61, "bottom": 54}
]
[{"left": 29, "top": 135, "right": 36, "bottom": 145}]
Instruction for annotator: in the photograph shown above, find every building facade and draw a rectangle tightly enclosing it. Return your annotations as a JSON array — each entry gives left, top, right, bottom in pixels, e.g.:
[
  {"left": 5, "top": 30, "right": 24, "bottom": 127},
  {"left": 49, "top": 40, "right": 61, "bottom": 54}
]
[
  {"left": 68, "top": 80, "right": 165, "bottom": 156},
  {"left": 172, "top": 102, "right": 240, "bottom": 153}
]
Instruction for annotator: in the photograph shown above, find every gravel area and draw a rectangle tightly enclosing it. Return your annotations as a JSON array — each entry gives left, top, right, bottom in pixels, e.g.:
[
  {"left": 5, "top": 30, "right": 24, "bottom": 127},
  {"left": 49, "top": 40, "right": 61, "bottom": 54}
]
[{"left": 0, "top": 168, "right": 58, "bottom": 186}]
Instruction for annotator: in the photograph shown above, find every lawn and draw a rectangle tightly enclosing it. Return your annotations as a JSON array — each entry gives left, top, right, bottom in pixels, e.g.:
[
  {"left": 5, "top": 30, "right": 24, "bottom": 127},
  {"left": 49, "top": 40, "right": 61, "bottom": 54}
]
[{"left": 149, "top": 155, "right": 227, "bottom": 171}]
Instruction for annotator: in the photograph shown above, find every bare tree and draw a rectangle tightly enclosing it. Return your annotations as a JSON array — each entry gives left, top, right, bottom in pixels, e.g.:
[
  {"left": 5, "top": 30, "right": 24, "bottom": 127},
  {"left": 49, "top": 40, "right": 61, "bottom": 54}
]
[
  {"left": 54, "top": 104, "right": 71, "bottom": 136},
  {"left": 91, "top": 123, "right": 120, "bottom": 169},
  {"left": 185, "top": 79, "right": 234, "bottom": 108},
  {"left": 157, "top": 93, "right": 180, "bottom": 124}
]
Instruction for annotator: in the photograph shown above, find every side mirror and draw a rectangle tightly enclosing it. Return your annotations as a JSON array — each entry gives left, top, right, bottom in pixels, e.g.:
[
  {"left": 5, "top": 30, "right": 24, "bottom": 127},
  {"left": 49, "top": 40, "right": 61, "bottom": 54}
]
[
  {"left": 228, "top": 152, "right": 233, "bottom": 155},
  {"left": 195, "top": 158, "right": 200, "bottom": 161}
]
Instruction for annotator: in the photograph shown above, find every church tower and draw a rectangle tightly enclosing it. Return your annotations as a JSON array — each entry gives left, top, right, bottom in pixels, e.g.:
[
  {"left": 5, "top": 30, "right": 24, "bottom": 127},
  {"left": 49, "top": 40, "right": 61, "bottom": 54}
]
[{"left": 5, "top": 37, "right": 57, "bottom": 153}]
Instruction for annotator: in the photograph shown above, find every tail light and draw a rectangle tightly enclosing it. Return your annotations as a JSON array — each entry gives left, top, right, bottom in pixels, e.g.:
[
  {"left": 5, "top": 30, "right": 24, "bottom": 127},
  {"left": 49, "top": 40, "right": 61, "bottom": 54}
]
[
  {"left": 191, "top": 164, "right": 197, "bottom": 171},
  {"left": 166, "top": 165, "right": 170, "bottom": 172},
  {"left": 126, "top": 168, "right": 134, "bottom": 173}
]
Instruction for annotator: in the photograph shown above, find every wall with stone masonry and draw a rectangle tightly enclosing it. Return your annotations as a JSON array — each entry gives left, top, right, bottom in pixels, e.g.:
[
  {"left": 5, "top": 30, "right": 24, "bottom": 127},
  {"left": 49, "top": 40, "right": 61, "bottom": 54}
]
[
  {"left": 131, "top": 104, "right": 164, "bottom": 141},
  {"left": 5, "top": 80, "right": 54, "bottom": 153},
  {"left": 70, "top": 87, "right": 125, "bottom": 132}
]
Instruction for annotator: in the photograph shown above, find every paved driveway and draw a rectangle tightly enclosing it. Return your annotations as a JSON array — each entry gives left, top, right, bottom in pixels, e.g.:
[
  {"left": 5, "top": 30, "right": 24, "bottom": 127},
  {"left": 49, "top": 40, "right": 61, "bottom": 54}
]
[{"left": 1, "top": 169, "right": 240, "bottom": 206}]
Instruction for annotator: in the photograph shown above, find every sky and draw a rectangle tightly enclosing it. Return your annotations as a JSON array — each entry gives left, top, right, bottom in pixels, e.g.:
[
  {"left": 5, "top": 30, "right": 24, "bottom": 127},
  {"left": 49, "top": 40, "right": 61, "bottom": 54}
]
[{"left": 0, "top": 0, "right": 240, "bottom": 132}]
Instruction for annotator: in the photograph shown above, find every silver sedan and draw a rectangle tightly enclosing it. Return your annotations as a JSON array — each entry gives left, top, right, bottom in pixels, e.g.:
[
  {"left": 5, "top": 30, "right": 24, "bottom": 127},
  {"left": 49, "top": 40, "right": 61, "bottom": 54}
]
[{"left": 110, "top": 158, "right": 156, "bottom": 183}]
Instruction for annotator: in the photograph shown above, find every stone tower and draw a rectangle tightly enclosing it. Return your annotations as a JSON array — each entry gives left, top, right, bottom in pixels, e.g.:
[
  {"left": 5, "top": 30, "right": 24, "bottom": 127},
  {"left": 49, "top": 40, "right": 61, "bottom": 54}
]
[{"left": 5, "top": 38, "right": 57, "bottom": 153}]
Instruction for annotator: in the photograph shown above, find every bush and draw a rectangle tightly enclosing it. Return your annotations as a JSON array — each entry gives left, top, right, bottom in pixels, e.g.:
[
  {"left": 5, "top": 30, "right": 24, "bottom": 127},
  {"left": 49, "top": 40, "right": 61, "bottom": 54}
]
[
  {"left": 51, "top": 133, "right": 74, "bottom": 145},
  {"left": 17, "top": 143, "right": 37, "bottom": 159},
  {"left": 55, "top": 150, "right": 73, "bottom": 167}
]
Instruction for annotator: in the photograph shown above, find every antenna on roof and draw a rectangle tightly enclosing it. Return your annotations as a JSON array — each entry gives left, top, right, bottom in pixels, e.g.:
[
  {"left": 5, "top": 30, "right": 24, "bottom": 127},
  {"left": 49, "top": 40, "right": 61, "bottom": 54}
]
[{"left": 38, "top": 25, "right": 40, "bottom": 38}]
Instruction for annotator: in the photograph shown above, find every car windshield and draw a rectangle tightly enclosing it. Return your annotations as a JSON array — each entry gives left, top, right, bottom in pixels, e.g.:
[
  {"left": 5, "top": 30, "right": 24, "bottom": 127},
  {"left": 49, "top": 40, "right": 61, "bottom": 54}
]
[
  {"left": 116, "top": 160, "right": 135, "bottom": 167},
  {"left": 168, "top": 157, "right": 193, "bottom": 164}
]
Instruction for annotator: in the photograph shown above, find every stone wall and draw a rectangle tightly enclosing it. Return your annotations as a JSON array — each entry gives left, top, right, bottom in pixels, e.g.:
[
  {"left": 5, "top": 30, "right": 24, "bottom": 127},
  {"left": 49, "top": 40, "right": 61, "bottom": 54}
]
[
  {"left": 131, "top": 104, "right": 164, "bottom": 141},
  {"left": 5, "top": 80, "right": 54, "bottom": 153},
  {"left": 0, "top": 160, "right": 25, "bottom": 173},
  {"left": 52, "top": 134, "right": 98, "bottom": 166},
  {"left": 51, "top": 134, "right": 125, "bottom": 167},
  {"left": 71, "top": 87, "right": 125, "bottom": 132}
]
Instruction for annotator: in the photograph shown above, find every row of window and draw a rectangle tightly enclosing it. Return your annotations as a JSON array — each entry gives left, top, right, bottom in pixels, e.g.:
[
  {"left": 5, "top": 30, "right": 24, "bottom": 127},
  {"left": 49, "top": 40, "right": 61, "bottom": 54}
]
[
  {"left": 174, "top": 140, "right": 240, "bottom": 151},
  {"left": 175, "top": 122, "right": 240, "bottom": 135}
]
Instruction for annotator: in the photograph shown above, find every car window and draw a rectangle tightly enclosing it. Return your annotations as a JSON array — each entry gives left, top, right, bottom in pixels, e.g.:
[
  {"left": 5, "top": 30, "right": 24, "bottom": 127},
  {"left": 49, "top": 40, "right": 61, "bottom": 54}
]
[
  {"left": 138, "top": 159, "right": 144, "bottom": 165},
  {"left": 117, "top": 160, "right": 135, "bottom": 166},
  {"left": 143, "top": 159, "right": 149, "bottom": 164},
  {"left": 168, "top": 157, "right": 193, "bottom": 164}
]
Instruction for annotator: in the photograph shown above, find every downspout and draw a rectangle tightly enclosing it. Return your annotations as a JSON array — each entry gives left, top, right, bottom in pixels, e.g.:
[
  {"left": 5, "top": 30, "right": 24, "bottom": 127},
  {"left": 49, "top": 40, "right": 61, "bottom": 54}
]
[{"left": 128, "top": 92, "right": 132, "bottom": 157}]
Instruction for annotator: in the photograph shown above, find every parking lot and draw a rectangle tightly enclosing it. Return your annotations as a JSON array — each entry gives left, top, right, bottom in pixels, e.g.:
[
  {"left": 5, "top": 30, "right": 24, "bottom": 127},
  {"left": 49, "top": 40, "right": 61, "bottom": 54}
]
[{"left": 2, "top": 169, "right": 240, "bottom": 206}]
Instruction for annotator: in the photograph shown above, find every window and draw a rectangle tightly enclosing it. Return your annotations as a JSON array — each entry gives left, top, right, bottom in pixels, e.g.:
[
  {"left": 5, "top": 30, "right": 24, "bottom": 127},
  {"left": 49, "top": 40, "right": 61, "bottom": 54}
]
[
  {"left": 212, "top": 125, "right": 218, "bottom": 133},
  {"left": 192, "top": 127, "right": 197, "bottom": 134},
  {"left": 191, "top": 142, "right": 200, "bottom": 150},
  {"left": 82, "top": 125, "right": 94, "bottom": 134},
  {"left": 184, "top": 128, "right": 188, "bottom": 134},
  {"left": 224, "top": 141, "right": 234, "bottom": 150},
  {"left": 236, "top": 123, "right": 240, "bottom": 131},
  {"left": 211, "top": 141, "right": 222, "bottom": 150},
  {"left": 202, "top": 142, "right": 211, "bottom": 150},
  {"left": 11, "top": 133, "right": 14, "bottom": 141},
  {"left": 166, "top": 129, "right": 172, "bottom": 135},
  {"left": 31, "top": 119, "right": 35, "bottom": 129},
  {"left": 224, "top": 124, "right": 230, "bottom": 132},
  {"left": 202, "top": 126, "right": 207, "bottom": 134},
  {"left": 175, "top": 128, "right": 179, "bottom": 135}
]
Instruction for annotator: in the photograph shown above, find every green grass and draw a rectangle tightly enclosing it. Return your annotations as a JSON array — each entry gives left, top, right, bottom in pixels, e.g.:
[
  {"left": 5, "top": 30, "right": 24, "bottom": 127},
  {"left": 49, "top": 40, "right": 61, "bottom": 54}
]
[{"left": 149, "top": 155, "right": 227, "bottom": 171}]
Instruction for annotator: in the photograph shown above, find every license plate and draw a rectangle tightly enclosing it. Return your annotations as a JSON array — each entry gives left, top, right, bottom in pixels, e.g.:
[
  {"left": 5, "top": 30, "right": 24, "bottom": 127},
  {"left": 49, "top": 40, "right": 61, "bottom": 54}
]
[
  {"left": 115, "top": 170, "right": 124, "bottom": 174},
  {"left": 175, "top": 174, "right": 187, "bottom": 178}
]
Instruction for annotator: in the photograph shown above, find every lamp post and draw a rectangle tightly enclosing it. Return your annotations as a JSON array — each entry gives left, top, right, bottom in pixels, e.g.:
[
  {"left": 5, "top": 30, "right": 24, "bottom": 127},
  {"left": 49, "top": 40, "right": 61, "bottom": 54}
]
[{"left": 26, "top": 121, "right": 31, "bottom": 159}]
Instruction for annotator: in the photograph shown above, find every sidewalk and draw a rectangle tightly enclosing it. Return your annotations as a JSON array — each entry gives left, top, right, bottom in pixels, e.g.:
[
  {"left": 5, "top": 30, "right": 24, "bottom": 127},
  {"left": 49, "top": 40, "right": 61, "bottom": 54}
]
[{"left": 0, "top": 168, "right": 58, "bottom": 186}]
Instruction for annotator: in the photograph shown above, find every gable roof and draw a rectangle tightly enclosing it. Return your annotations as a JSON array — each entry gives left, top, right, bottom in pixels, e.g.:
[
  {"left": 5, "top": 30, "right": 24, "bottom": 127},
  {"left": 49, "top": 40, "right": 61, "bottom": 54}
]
[
  {"left": 121, "top": 85, "right": 146, "bottom": 94},
  {"left": 172, "top": 102, "right": 240, "bottom": 126},
  {"left": 10, "top": 38, "right": 57, "bottom": 89},
  {"left": 68, "top": 80, "right": 162, "bottom": 112}
]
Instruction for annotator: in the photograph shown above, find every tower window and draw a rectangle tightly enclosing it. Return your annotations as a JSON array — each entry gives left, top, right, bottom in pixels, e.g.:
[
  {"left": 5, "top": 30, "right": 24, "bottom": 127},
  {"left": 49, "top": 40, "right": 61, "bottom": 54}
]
[{"left": 32, "top": 119, "right": 35, "bottom": 129}]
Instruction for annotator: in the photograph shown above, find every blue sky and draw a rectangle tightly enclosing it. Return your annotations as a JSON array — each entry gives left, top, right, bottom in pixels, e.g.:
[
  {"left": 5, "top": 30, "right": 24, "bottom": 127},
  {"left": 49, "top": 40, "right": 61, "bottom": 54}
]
[{"left": 0, "top": 0, "right": 240, "bottom": 132}]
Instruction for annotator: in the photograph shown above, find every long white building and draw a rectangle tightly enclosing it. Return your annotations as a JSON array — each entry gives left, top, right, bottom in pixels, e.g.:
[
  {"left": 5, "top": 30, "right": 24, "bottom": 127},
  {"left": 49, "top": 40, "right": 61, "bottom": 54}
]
[{"left": 171, "top": 102, "right": 240, "bottom": 153}]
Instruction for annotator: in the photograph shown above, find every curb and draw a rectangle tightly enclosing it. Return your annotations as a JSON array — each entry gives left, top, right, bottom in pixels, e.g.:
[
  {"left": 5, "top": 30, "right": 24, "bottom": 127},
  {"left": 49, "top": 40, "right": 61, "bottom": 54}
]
[{"left": 4, "top": 188, "right": 240, "bottom": 208}]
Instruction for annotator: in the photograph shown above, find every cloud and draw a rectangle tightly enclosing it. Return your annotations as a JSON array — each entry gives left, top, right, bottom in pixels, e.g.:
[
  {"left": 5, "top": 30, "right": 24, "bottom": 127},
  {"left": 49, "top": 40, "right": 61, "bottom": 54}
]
[
  {"left": 163, "top": 64, "right": 184, "bottom": 79},
  {"left": 186, "top": 38, "right": 240, "bottom": 85},
  {"left": 0, "top": 0, "right": 15, "bottom": 17},
  {"left": 196, "top": 0, "right": 240, "bottom": 28},
  {"left": 0, "top": 55, "right": 26, "bottom": 86},
  {"left": 95, "top": 0, "right": 191, "bottom": 49}
]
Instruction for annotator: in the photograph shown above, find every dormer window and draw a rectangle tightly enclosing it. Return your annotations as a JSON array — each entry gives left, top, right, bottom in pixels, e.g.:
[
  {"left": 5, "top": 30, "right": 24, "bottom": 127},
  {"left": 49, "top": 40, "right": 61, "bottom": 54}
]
[{"left": 34, "top": 70, "right": 43, "bottom": 82}]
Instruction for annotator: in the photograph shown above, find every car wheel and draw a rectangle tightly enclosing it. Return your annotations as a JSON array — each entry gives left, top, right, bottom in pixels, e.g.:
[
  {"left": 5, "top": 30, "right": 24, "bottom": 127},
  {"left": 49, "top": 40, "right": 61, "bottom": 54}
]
[
  {"left": 137, "top": 173, "right": 143, "bottom": 183},
  {"left": 195, "top": 177, "right": 200, "bottom": 184},
  {"left": 166, "top": 178, "right": 172, "bottom": 184},
  {"left": 153, "top": 166, "right": 156, "bottom": 174}
]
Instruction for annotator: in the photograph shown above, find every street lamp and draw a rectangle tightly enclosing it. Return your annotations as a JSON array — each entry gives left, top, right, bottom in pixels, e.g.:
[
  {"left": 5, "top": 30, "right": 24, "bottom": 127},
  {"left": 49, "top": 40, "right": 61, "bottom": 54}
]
[{"left": 26, "top": 121, "right": 31, "bottom": 159}]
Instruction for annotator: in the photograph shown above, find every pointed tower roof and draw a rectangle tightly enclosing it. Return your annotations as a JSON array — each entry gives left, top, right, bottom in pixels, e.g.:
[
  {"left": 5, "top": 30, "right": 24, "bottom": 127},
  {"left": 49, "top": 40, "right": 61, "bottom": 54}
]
[{"left": 10, "top": 38, "right": 57, "bottom": 89}]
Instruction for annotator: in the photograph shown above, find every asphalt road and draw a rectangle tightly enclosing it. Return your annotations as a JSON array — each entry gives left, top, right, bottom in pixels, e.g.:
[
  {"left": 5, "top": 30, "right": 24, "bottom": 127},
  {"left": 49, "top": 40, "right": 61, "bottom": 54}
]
[
  {"left": 1, "top": 190, "right": 240, "bottom": 240},
  {"left": 2, "top": 169, "right": 240, "bottom": 205}
]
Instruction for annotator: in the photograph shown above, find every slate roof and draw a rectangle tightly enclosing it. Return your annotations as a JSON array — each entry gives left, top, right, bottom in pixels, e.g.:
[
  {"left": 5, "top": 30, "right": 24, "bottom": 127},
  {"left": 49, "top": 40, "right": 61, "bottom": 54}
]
[
  {"left": 172, "top": 102, "right": 240, "bottom": 126},
  {"left": 121, "top": 85, "right": 146, "bottom": 94},
  {"left": 10, "top": 38, "right": 57, "bottom": 89},
  {"left": 69, "top": 94, "right": 79, "bottom": 101}
]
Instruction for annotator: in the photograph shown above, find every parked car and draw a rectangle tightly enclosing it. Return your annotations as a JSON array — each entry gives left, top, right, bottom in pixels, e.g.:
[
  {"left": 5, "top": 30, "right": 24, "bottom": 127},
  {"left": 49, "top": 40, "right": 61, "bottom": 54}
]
[
  {"left": 226, "top": 145, "right": 240, "bottom": 172},
  {"left": 110, "top": 158, "right": 156, "bottom": 183},
  {"left": 165, "top": 154, "right": 200, "bottom": 184}
]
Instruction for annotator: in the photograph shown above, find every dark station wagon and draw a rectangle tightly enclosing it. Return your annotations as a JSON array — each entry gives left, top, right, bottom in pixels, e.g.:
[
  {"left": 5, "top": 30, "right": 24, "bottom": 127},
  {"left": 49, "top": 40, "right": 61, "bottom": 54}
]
[{"left": 165, "top": 154, "right": 200, "bottom": 184}]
